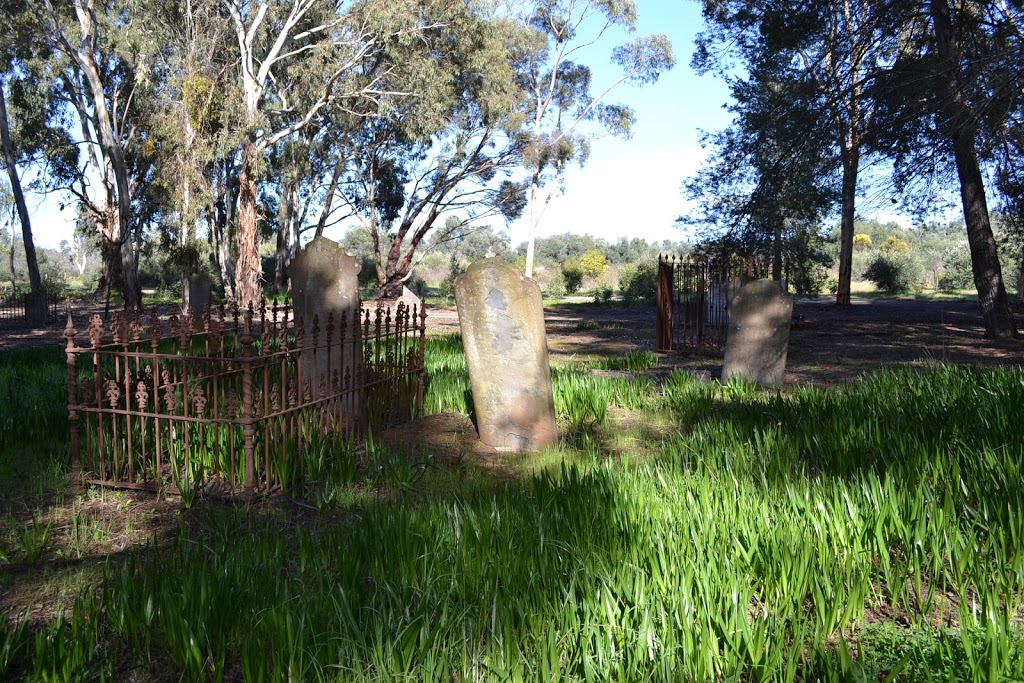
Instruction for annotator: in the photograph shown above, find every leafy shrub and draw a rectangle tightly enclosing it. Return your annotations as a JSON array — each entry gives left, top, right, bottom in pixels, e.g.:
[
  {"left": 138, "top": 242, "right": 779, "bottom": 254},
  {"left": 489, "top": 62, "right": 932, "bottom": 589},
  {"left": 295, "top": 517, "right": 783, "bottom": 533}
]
[
  {"left": 593, "top": 285, "right": 613, "bottom": 304},
  {"left": 938, "top": 243, "right": 973, "bottom": 291},
  {"left": 544, "top": 270, "right": 567, "bottom": 299},
  {"left": 561, "top": 259, "right": 583, "bottom": 294},
  {"left": 438, "top": 253, "right": 465, "bottom": 300},
  {"left": 618, "top": 263, "right": 657, "bottom": 304},
  {"left": 825, "top": 276, "right": 839, "bottom": 295},
  {"left": 880, "top": 235, "right": 910, "bottom": 254},
  {"left": 853, "top": 233, "right": 872, "bottom": 249},
  {"left": 864, "top": 252, "right": 923, "bottom": 293}
]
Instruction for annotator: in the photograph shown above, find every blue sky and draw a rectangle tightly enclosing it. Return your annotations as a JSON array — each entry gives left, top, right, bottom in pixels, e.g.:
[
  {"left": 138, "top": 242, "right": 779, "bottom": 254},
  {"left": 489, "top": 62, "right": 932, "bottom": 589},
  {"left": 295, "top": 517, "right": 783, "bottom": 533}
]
[{"left": 496, "top": 0, "right": 734, "bottom": 248}]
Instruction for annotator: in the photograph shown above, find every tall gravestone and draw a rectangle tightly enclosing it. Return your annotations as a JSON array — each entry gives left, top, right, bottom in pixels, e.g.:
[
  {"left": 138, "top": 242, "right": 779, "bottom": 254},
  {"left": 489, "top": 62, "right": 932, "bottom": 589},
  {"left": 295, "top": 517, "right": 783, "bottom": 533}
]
[
  {"left": 721, "top": 279, "right": 793, "bottom": 388},
  {"left": 455, "top": 259, "right": 558, "bottom": 451},
  {"left": 288, "top": 237, "right": 362, "bottom": 399},
  {"left": 184, "top": 273, "right": 212, "bottom": 326}
]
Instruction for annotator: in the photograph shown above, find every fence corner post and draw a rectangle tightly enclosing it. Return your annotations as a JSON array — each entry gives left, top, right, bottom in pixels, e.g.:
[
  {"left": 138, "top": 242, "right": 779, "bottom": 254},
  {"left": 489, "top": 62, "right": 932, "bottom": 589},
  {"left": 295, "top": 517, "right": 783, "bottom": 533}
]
[
  {"left": 64, "top": 313, "right": 83, "bottom": 494},
  {"left": 656, "top": 257, "right": 674, "bottom": 352},
  {"left": 241, "top": 307, "right": 256, "bottom": 496}
]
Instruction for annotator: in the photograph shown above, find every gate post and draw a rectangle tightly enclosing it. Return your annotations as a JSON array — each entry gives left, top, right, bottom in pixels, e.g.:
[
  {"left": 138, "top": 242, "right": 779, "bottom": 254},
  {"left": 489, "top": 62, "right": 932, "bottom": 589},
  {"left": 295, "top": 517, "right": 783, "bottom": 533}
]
[{"left": 656, "top": 255, "right": 674, "bottom": 352}]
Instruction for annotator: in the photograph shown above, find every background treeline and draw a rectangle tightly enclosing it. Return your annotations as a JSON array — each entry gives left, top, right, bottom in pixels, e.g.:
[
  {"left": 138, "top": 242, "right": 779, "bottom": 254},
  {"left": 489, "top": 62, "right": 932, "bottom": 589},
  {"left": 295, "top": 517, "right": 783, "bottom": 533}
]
[{"left": 0, "top": 0, "right": 672, "bottom": 320}]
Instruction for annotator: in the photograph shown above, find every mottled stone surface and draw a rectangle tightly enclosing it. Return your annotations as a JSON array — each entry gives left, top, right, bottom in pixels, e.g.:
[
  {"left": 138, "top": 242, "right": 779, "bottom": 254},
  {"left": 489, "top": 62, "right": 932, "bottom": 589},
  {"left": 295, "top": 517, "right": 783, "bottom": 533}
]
[
  {"left": 184, "top": 273, "right": 212, "bottom": 325},
  {"left": 288, "top": 237, "right": 362, "bottom": 397},
  {"left": 455, "top": 259, "right": 558, "bottom": 451},
  {"left": 722, "top": 279, "right": 793, "bottom": 388}
]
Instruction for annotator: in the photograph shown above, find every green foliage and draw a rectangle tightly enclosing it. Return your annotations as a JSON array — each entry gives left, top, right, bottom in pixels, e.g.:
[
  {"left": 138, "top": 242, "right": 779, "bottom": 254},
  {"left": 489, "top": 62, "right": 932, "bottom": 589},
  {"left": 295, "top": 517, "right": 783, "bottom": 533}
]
[
  {"left": 939, "top": 242, "right": 973, "bottom": 291},
  {"left": 8, "top": 337, "right": 1024, "bottom": 681},
  {"left": 618, "top": 262, "right": 657, "bottom": 304},
  {"left": 543, "top": 269, "right": 567, "bottom": 299},
  {"left": 592, "top": 285, "right": 613, "bottom": 304},
  {"left": 864, "top": 251, "right": 924, "bottom": 293},
  {"left": 437, "top": 252, "right": 465, "bottom": 300},
  {"left": 561, "top": 259, "right": 583, "bottom": 294}
]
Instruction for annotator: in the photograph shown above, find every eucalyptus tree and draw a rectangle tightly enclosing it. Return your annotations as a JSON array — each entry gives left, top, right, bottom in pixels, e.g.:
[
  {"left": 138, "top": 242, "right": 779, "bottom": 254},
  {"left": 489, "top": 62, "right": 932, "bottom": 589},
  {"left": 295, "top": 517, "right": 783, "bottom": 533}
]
[
  {"left": 220, "top": 0, "right": 489, "bottom": 307},
  {"left": 512, "top": 0, "right": 674, "bottom": 278},
  {"left": 31, "top": 0, "right": 168, "bottom": 310},
  {"left": 337, "top": 10, "right": 529, "bottom": 298},
  {"left": 0, "top": 0, "right": 59, "bottom": 321},
  {"left": 694, "top": 0, "right": 899, "bottom": 305}
]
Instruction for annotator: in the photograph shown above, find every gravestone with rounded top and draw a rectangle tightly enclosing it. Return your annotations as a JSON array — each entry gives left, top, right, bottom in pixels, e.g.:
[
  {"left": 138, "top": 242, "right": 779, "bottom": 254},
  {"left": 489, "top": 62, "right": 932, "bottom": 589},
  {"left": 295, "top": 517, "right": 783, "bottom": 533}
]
[
  {"left": 721, "top": 279, "right": 793, "bottom": 388},
  {"left": 184, "top": 273, "right": 212, "bottom": 326},
  {"left": 455, "top": 259, "right": 558, "bottom": 451},
  {"left": 288, "top": 237, "right": 362, "bottom": 398}
]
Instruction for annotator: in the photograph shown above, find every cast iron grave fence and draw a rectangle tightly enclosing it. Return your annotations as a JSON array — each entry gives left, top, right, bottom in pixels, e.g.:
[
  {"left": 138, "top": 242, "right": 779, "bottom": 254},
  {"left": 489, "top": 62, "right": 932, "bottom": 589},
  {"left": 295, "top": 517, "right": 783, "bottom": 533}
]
[
  {"left": 656, "top": 255, "right": 775, "bottom": 356},
  {"left": 64, "top": 300, "right": 426, "bottom": 499}
]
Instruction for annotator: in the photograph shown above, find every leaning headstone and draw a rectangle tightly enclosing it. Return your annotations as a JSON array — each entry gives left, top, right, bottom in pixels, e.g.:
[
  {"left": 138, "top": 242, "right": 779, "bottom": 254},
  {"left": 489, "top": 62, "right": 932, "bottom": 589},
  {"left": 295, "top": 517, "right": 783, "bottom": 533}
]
[
  {"left": 721, "top": 279, "right": 793, "bottom": 388},
  {"left": 288, "top": 237, "right": 362, "bottom": 398},
  {"left": 455, "top": 259, "right": 558, "bottom": 451},
  {"left": 184, "top": 273, "right": 212, "bottom": 325}
]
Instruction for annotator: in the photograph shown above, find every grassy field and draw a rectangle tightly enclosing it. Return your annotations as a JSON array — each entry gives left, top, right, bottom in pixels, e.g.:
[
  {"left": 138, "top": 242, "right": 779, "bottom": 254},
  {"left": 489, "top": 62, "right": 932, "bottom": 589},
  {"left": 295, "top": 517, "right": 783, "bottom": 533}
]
[{"left": 2, "top": 337, "right": 1024, "bottom": 681}]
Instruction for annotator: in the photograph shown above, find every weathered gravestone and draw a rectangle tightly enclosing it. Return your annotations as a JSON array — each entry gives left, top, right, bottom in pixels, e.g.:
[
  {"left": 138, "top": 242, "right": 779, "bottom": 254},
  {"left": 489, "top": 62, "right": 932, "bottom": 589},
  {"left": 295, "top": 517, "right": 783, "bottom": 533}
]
[
  {"left": 374, "top": 286, "right": 423, "bottom": 320},
  {"left": 455, "top": 259, "right": 558, "bottom": 451},
  {"left": 721, "top": 279, "right": 793, "bottom": 388},
  {"left": 288, "top": 237, "right": 362, "bottom": 399},
  {"left": 184, "top": 273, "right": 213, "bottom": 326}
]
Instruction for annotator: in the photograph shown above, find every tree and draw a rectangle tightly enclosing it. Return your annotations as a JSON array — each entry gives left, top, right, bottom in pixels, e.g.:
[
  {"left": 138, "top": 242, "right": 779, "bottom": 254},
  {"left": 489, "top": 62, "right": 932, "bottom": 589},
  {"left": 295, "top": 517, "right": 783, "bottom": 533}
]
[
  {"left": 337, "top": 7, "right": 528, "bottom": 297},
  {"left": 0, "top": 81, "right": 45, "bottom": 322},
  {"left": 513, "top": 0, "right": 674, "bottom": 278},
  {"left": 875, "top": 0, "right": 1019, "bottom": 337},
  {"left": 694, "top": 0, "right": 897, "bottom": 305},
  {"left": 682, "top": 50, "right": 837, "bottom": 279}
]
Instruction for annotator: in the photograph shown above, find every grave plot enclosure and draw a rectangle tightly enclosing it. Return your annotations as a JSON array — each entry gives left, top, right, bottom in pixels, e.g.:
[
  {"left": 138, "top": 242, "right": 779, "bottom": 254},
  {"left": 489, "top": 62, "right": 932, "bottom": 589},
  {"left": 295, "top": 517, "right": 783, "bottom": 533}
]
[
  {"left": 64, "top": 301, "right": 426, "bottom": 498},
  {"left": 656, "top": 255, "right": 773, "bottom": 356}
]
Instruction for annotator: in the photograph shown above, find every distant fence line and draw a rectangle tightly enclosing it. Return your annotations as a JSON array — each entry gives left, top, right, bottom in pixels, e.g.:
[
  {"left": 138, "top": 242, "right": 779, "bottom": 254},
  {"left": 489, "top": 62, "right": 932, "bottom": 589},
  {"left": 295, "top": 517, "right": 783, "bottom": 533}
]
[
  {"left": 64, "top": 300, "right": 426, "bottom": 499},
  {"left": 0, "top": 290, "right": 62, "bottom": 323},
  {"left": 656, "top": 255, "right": 775, "bottom": 356}
]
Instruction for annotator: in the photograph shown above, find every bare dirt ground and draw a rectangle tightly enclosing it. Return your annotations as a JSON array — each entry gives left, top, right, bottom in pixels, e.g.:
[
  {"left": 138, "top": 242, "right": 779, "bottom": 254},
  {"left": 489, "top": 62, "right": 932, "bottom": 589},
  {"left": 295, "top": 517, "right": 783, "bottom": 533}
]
[
  {"left": 423, "top": 296, "right": 1024, "bottom": 385},
  {"left": 3, "top": 295, "right": 1022, "bottom": 386}
]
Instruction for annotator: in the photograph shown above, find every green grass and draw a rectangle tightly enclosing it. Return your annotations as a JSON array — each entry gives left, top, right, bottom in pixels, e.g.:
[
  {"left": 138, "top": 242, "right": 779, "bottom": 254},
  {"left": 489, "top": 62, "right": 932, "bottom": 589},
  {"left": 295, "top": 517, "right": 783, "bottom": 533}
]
[{"left": 3, "top": 339, "right": 1024, "bottom": 681}]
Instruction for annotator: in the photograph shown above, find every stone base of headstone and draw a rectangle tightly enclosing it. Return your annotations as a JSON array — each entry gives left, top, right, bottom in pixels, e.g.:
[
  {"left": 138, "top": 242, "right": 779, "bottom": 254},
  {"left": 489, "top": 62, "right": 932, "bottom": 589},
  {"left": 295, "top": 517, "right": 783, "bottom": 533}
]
[
  {"left": 455, "top": 259, "right": 558, "bottom": 452},
  {"left": 721, "top": 279, "right": 793, "bottom": 388}
]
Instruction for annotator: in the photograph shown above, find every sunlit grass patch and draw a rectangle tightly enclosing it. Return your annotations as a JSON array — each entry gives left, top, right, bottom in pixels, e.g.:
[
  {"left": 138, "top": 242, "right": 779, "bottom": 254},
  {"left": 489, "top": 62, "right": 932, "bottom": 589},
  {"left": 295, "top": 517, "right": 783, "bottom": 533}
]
[{"left": 4, "top": 339, "right": 1024, "bottom": 680}]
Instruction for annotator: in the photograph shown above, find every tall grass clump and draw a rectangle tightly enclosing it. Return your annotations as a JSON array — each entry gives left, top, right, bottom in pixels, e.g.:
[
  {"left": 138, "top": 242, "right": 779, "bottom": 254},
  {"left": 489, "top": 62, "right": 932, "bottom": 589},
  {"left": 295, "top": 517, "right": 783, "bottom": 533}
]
[{"left": 6, "top": 331, "right": 1024, "bottom": 681}]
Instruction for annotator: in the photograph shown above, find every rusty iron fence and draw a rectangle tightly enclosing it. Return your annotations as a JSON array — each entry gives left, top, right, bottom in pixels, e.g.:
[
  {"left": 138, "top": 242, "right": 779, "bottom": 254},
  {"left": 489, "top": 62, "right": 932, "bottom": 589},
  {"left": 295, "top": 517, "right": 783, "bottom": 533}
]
[
  {"left": 64, "top": 301, "right": 426, "bottom": 499},
  {"left": 656, "top": 255, "right": 774, "bottom": 356},
  {"left": 0, "top": 290, "right": 62, "bottom": 322}
]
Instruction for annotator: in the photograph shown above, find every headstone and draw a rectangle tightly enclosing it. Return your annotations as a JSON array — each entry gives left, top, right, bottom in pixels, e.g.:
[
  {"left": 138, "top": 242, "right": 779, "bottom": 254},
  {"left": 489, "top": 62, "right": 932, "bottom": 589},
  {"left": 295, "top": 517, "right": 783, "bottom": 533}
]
[
  {"left": 721, "top": 279, "right": 793, "bottom": 388},
  {"left": 288, "top": 237, "right": 362, "bottom": 398},
  {"left": 184, "top": 273, "right": 212, "bottom": 325},
  {"left": 455, "top": 259, "right": 558, "bottom": 451},
  {"left": 374, "top": 286, "right": 423, "bottom": 320}
]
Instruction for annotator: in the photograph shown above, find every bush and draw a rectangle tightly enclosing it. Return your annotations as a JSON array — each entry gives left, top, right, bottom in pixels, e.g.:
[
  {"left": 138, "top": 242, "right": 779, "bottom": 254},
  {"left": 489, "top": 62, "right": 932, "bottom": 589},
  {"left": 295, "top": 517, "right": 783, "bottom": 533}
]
[
  {"left": 938, "top": 243, "right": 973, "bottom": 291},
  {"left": 561, "top": 259, "right": 583, "bottom": 294},
  {"left": 544, "top": 270, "right": 567, "bottom": 299},
  {"left": 864, "top": 252, "right": 924, "bottom": 293},
  {"left": 579, "top": 249, "right": 609, "bottom": 279},
  {"left": 438, "top": 253, "right": 465, "bottom": 300},
  {"left": 593, "top": 285, "right": 613, "bottom": 304},
  {"left": 618, "top": 263, "right": 657, "bottom": 304}
]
